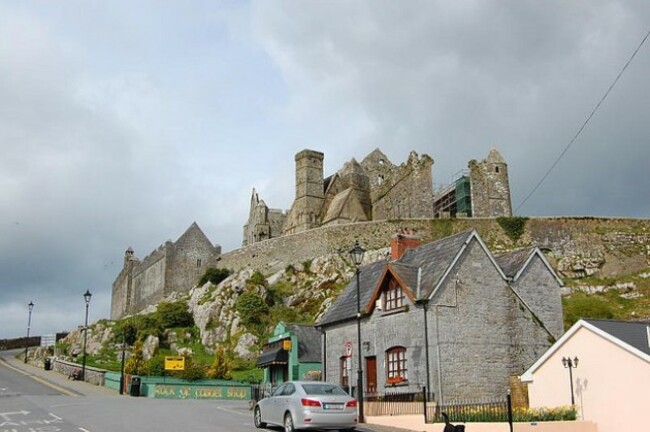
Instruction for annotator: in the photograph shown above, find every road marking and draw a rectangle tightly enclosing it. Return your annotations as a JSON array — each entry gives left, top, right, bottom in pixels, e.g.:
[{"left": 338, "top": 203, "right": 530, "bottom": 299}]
[
  {"left": 0, "top": 411, "right": 29, "bottom": 421},
  {"left": 0, "top": 359, "right": 79, "bottom": 397},
  {"left": 78, "top": 428, "right": 91, "bottom": 432},
  {"left": 29, "top": 375, "right": 79, "bottom": 397},
  {"left": 215, "top": 405, "right": 251, "bottom": 417}
]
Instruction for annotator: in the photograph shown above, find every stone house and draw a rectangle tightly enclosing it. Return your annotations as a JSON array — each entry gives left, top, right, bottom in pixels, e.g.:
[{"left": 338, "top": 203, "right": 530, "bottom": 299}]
[
  {"left": 111, "top": 222, "right": 221, "bottom": 319},
  {"left": 521, "top": 319, "right": 650, "bottom": 432},
  {"left": 317, "top": 229, "right": 563, "bottom": 402},
  {"left": 256, "top": 322, "right": 322, "bottom": 385}
]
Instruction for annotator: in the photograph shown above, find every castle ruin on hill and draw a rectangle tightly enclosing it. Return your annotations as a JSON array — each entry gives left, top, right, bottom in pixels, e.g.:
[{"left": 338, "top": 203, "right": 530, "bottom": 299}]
[
  {"left": 111, "top": 147, "right": 513, "bottom": 319},
  {"left": 111, "top": 222, "right": 221, "bottom": 320},
  {"left": 243, "top": 147, "right": 512, "bottom": 245}
]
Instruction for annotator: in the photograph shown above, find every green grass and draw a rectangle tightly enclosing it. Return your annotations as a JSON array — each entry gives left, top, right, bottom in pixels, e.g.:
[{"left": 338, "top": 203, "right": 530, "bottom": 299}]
[{"left": 562, "top": 270, "right": 650, "bottom": 329}]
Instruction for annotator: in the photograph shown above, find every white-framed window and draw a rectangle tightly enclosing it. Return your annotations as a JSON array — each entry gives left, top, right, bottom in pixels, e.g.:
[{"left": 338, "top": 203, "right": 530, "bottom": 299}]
[
  {"left": 384, "top": 279, "right": 404, "bottom": 311},
  {"left": 340, "top": 356, "right": 350, "bottom": 388}
]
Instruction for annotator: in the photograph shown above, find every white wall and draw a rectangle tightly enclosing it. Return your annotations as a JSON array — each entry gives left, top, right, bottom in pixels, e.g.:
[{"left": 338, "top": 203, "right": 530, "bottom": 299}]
[{"left": 526, "top": 326, "right": 650, "bottom": 432}]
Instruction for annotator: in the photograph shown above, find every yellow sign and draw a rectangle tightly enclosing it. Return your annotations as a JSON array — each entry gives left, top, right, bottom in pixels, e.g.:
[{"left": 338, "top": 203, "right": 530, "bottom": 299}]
[
  {"left": 283, "top": 340, "right": 292, "bottom": 351},
  {"left": 165, "top": 356, "right": 185, "bottom": 370}
]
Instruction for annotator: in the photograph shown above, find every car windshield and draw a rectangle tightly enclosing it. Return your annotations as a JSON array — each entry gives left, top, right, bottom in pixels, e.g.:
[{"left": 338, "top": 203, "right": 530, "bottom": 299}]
[{"left": 301, "top": 384, "right": 347, "bottom": 396}]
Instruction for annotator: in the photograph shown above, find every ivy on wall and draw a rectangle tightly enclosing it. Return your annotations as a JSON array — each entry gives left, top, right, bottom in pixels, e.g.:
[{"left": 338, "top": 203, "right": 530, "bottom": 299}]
[{"left": 496, "top": 216, "right": 528, "bottom": 243}]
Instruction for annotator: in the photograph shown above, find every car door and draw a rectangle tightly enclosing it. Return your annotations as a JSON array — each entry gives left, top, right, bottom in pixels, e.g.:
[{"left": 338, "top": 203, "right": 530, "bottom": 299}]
[
  {"left": 267, "top": 383, "right": 287, "bottom": 425},
  {"left": 277, "top": 382, "right": 296, "bottom": 422}
]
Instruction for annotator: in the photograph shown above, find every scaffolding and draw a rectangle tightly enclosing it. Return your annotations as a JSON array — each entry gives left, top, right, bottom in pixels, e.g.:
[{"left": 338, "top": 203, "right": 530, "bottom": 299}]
[{"left": 433, "top": 172, "right": 471, "bottom": 218}]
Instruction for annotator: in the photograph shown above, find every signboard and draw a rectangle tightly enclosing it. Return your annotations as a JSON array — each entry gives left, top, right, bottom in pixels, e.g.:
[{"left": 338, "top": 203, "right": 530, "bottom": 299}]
[
  {"left": 344, "top": 341, "right": 353, "bottom": 358},
  {"left": 164, "top": 356, "right": 186, "bottom": 371},
  {"left": 40, "top": 334, "right": 56, "bottom": 347}
]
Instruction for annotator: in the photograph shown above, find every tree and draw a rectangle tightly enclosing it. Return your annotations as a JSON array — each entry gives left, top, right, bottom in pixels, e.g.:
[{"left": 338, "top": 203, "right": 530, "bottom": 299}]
[
  {"left": 207, "top": 345, "right": 233, "bottom": 380},
  {"left": 124, "top": 340, "right": 146, "bottom": 375}
]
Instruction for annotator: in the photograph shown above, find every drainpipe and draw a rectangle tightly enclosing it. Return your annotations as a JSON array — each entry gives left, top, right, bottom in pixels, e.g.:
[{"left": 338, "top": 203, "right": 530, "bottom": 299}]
[
  {"left": 318, "top": 326, "right": 327, "bottom": 381},
  {"left": 423, "top": 300, "right": 431, "bottom": 394},
  {"left": 417, "top": 268, "right": 431, "bottom": 394},
  {"left": 435, "top": 308, "right": 443, "bottom": 403}
]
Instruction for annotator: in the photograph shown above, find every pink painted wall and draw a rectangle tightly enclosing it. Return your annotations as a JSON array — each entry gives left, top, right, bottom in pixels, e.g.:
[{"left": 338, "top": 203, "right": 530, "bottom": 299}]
[
  {"left": 365, "top": 415, "right": 597, "bottom": 432},
  {"left": 525, "top": 326, "right": 650, "bottom": 432}
]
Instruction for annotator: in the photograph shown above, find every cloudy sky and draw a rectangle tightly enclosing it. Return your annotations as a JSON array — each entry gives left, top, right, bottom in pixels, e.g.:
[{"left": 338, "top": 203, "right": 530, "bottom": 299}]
[{"left": 1, "top": 1, "right": 648, "bottom": 339}]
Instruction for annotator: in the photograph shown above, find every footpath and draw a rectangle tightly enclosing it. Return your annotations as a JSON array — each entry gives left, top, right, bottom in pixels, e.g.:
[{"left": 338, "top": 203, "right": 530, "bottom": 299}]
[
  {"left": 1, "top": 354, "right": 117, "bottom": 397},
  {"left": 1, "top": 354, "right": 420, "bottom": 432}
]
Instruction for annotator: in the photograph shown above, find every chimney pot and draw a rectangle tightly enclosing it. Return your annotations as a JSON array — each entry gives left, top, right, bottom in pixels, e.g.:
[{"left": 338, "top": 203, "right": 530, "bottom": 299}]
[{"left": 391, "top": 228, "right": 421, "bottom": 260}]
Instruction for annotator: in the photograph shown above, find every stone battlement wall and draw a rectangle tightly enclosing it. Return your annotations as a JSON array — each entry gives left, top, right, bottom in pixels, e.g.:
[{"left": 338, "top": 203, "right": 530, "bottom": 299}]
[{"left": 218, "top": 217, "right": 650, "bottom": 279}]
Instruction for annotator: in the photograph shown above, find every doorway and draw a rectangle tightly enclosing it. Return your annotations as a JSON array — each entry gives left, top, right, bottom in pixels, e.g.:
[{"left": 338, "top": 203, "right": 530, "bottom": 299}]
[{"left": 366, "top": 356, "right": 377, "bottom": 393}]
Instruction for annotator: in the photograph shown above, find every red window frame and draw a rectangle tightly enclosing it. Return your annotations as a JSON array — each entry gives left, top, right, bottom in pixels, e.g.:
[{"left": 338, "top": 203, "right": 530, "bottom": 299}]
[{"left": 386, "top": 346, "right": 407, "bottom": 383}]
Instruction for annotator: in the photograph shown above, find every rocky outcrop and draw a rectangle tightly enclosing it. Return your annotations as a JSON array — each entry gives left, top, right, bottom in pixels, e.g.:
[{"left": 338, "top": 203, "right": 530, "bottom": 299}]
[{"left": 58, "top": 217, "right": 649, "bottom": 363}]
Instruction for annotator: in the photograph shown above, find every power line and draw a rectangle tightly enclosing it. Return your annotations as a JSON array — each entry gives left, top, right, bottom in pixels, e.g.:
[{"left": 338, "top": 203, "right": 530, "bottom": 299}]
[{"left": 515, "top": 28, "right": 650, "bottom": 213}]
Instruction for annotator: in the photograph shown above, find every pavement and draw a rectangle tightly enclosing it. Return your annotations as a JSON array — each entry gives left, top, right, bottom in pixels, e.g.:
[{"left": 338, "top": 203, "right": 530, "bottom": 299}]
[
  {"left": 0, "top": 354, "right": 119, "bottom": 397},
  {"left": 1, "top": 354, "right": 419, "bottom": 432}
]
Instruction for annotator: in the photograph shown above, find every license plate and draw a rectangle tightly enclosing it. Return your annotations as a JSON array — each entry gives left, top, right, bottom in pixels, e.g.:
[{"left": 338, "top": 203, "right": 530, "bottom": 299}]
[{"left": 323, "top": 403, "right": 344, "bottom": 410}]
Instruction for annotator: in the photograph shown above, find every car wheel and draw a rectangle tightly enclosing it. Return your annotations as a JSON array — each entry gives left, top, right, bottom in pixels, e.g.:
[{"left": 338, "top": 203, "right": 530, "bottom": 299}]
[
  {"left": 253, "top": 406, "right": 266, "bottom": 428},
  {"left": 284, "top": 412, "right": 295, "bottom": 432}
]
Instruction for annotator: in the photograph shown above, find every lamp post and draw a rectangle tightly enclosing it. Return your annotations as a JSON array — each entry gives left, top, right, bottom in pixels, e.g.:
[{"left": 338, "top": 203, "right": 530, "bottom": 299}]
[
  {"left": 562, "top": 356, "right": 579, "bottom": 405},
  {"left": 120, "top": 331, "right": 126, "bottom": 395},
  {"left": 24, "top": 301, "right": 34, "bottom": 363},
  {"left": 350, "top": 240, "right": 366, "bottom": 423},
  {"left": 81, "top": 289, "right": 92, "bottom": 381}
]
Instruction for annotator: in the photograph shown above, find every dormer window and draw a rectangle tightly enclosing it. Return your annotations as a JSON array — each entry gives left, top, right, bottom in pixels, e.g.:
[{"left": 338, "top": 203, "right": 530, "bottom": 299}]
[{"left": 384, "top": 279, "right": 404, "bottom": 311}]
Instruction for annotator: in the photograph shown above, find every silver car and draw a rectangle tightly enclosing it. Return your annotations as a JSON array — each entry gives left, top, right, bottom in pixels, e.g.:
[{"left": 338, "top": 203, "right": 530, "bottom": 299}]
[{"left": 253, "top": 381, "right": 358, "bottom": 432}]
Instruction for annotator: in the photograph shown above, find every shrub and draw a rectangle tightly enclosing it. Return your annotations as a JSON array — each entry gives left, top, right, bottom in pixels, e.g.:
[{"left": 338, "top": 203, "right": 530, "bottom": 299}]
[
  {"left": 247, "top": 270, "right": 267, "bottom": 287},
  {"left": 144, "top": 353, "right": 167, "bottom": 376},
  {"left": 236, "top": 291, "right": 269, "bottom": 326},
  {"left": 175, "top": 357, "right": 206, "bottom": 381},
  {"left": 197, "top": 267, "right": 231, "bottom": 287},
  {"left": 156, "top": 301, "right": 194, "bottom": 329},
  {"left": 124, "top": 341, "right": 146, "bottom": 375}
]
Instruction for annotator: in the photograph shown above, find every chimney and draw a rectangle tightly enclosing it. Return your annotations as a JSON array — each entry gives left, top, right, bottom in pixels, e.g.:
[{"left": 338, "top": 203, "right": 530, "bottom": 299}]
[{"left": 391, "top": 228, "right": 421, "bottom": 260}]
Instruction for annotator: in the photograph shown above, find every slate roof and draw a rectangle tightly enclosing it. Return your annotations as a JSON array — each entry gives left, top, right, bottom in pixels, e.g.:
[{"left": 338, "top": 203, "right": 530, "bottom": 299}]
[
  {"left": 318, "top": 259, "right": 389, "bottom": 326},
  {"left": 317, "top": 230, "right": 475, "bottom": 326},
  {"left": 397, "top": 230, "right": 474, "bottom": 298},
  {"left": 285, "top": 324, "right": 323, "bottom": 362},
  {"left": 494, "top": 247, "right": 536, "bottom": 278},
  {"left": 585, "top": 319, "right": 650, "bottom": 356}
]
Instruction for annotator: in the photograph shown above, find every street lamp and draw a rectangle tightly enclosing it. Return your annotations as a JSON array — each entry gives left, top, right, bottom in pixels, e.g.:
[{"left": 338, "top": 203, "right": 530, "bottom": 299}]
[
  {"left": 81, "top": 289, "right": 92, "bottom": 381},
  {"left": 24, "top": 301, "right": 34, "bottom": 364},
  {"left": 349, "top": 240, "right": 366, "bottom": 423},
  {"left": 562, "top": 356, "right": 579, "bottom": 405}
]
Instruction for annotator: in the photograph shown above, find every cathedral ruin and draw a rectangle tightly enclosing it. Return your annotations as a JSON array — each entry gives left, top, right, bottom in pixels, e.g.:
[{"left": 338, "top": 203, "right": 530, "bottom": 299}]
[{"left": 243, "top": 148, "right": 512, "bottom": 245}]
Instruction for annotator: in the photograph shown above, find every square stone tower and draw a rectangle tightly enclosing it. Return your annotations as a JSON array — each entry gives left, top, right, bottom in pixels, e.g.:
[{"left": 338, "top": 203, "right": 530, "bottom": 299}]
[{"left": 282, "top": 149, "right": 325, "bottom": 235}]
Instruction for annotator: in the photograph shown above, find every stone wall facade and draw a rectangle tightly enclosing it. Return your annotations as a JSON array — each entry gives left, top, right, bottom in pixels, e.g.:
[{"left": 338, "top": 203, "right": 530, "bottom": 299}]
[
  {"left": 242, "top": 189, "right": 286, "bottom": 246},
  {"left": 321, "top": 238, "right": 560, "bottom": 402},
  {"left": 220, "top": 217, "right": 650, "bottom": 279},
  {"left": 469, "top": 148, "right": 513, "bottom": 217}
]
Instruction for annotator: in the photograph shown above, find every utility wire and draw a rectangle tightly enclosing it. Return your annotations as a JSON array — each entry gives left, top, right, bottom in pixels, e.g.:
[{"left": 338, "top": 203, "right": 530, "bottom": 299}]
[{"left": 516, "top": 28, "right": 650, "bottom": 213}]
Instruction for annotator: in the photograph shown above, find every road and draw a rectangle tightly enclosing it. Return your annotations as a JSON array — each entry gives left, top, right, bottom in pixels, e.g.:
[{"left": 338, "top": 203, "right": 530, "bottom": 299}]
[{"left": 0, "top": 350, "right": 401, "bottom": 432}]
